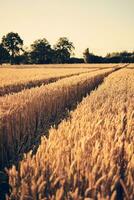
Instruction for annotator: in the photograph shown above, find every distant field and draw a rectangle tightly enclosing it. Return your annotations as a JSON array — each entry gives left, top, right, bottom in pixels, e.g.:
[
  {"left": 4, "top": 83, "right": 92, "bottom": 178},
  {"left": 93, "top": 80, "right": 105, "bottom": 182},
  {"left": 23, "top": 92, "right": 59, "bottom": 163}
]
[
  {"left": 127, "top": 63, "right": 134, "bottom": 68},
  {"left": 1, "top": 63, "right": 117, "bottom": 68},
  {"left": 0, "top": 67, "right": 96, "bottom": 96},
  {"left": 0, "top": 64, "right": 119, "bottom": 96}
]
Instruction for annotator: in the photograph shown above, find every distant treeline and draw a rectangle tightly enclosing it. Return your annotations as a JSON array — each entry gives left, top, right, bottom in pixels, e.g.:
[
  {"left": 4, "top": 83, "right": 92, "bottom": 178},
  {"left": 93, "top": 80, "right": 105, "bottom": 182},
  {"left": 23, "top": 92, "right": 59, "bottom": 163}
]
[
  {"left": 83, "top": 48, "right": 134, "bottom": 63},
  {"left": 0, "top": 32, "right": 134, "bottom": 65}
]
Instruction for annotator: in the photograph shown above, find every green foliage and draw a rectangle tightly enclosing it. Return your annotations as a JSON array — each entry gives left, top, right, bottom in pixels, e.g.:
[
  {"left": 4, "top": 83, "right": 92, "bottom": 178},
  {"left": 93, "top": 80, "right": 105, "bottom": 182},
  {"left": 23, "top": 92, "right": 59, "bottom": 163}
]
[
  {"left": 105, "top": 51, "right": 134, "bottom": 63},
  {"left": 0, "top": 44, "right": 10, "bottom": 64},
  {"left": 0, "top": 31, "right": 134, "bottom": 65},
  {"left": 2, "top": 32, "right": 23, "bottom": 64},
  {"left": 30, "top": 39, "right": 52, "bottom": 64},
  {"left": 54, "top": 37, "right": 74, "bottom": 63}
]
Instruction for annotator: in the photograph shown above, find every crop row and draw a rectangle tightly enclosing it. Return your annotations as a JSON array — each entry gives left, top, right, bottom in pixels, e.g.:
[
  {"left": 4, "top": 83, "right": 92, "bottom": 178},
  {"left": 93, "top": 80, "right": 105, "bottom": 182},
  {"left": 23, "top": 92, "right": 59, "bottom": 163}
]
[
  {"left": 7, "top": 68, "right": 134, "bottom": 200},
  {"left": 0, "top": 68, "right": 114, "bottom": 168},
  {"left": 0, "top": 67, "right": 97, "bottom": 96}
]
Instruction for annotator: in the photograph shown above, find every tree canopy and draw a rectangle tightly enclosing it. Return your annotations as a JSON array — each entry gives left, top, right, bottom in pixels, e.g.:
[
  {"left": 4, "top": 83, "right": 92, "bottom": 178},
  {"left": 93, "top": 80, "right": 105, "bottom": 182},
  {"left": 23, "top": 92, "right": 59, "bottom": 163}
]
[
  {"left": 30, "top": 39, "right": 52, "bottom": 64},
  {"left": 0, "top": 44, "right": 10, "bottom": 64},
  {"left": 54, "top": 37, "right": 75, "bottom": 63},
  {"left": 2, "top": 32, "right": 23, "bottom": 64},
  {"left": 0, "top": 32, "right": 134, "bottom": 65}
]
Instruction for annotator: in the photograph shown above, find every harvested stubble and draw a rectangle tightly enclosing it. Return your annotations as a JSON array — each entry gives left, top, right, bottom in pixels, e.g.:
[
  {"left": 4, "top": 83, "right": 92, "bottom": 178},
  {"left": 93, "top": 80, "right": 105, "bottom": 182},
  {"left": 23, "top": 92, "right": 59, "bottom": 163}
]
[
  {"left": 0, "top": 67, "right": 97, "bottom": 96},
  {"left": 7, "top": 69, "right": 134, "bottom": 200},
  {"left": 0, "top": 68, "right": 113, "bottom": 168}
]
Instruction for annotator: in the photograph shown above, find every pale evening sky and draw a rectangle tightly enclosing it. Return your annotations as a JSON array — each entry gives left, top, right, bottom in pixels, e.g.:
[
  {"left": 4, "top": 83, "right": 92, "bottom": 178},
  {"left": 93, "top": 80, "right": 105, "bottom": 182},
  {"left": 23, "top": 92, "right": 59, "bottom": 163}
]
[{"left": 0, "top": 0, "right": 134, "bottom": 57}]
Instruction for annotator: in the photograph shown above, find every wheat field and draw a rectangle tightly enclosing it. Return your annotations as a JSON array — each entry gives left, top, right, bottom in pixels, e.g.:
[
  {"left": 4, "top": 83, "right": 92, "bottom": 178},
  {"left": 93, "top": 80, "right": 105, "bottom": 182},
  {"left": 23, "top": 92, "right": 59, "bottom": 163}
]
[
  {"left": 1, "top": 63, "right": 117, "bottom": 69},
  {"left": 0, "top": 68, "right": 114, "bottom": 169},
  {"left": 127, "top": 64, "right": 134, "bottom": 69},
  {"left": 0, "top": 64, "right": 124, "bottom": 96},
  {"left": 0, "top": 64, "right": 133, "bottom": 200},
  {"left": 0, "top": 67, "right": 97, "bottom": 96}
]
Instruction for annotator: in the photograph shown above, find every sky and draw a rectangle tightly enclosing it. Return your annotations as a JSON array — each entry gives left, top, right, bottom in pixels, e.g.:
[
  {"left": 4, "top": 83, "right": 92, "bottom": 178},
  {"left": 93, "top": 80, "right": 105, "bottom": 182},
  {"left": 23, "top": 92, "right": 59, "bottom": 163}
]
[{"left": 0, "top": 0, "right": 134, "bottom": 57}]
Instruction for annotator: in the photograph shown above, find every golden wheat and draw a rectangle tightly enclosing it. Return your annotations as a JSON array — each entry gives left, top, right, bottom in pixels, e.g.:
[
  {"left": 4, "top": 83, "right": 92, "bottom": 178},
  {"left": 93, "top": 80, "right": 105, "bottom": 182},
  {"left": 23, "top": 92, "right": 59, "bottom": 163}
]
[
  {"left": 123, "top": 73, "right": 134, "bottom": 199},
  {"left": 7, "top": 68, "right": 134, "bottom": 200},
  {"left": 127, "top": 64, "right": 134, "bottom": 69},
  {"left": 0, "top": 68, "right": 113, "bottom": 168},
  {"left": 3, "top": 63, "right": 117, "bottom": 68},
  {"left": 0, "top": 67, "right": 99, "bottom": 96}
]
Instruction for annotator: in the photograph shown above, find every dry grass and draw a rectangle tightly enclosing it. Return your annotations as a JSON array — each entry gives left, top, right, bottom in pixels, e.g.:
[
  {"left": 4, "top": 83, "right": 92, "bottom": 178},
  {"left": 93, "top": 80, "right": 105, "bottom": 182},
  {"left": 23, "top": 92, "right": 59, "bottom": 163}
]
[
  {"left": 7, "top": 68, "right": 134, "bottom": 200},
  {"left": 0, "top": 68, "right": 113, "bottom": 168}
]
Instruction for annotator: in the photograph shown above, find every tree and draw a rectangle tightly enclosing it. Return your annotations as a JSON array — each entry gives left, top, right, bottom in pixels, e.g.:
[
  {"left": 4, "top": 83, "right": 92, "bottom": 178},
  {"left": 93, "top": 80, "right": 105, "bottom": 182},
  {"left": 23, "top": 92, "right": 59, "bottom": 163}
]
[
  {"left": 30, "top": 38, "right": 52, "bottom": 64},
  {"left": 0, "top": 44, "right": 10, "bottom": 64},
  {"left": 83, "top": 48, "right": 90, "bottom": 63},
  {"left": 21, "top": 50, "right": 31, "bottom": 64},
  {"left": 54, "top": 37, "right": 74, "bottom": 63},
  {"left": 2, "top": 32, "right": 23, "bottom": 64}
]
